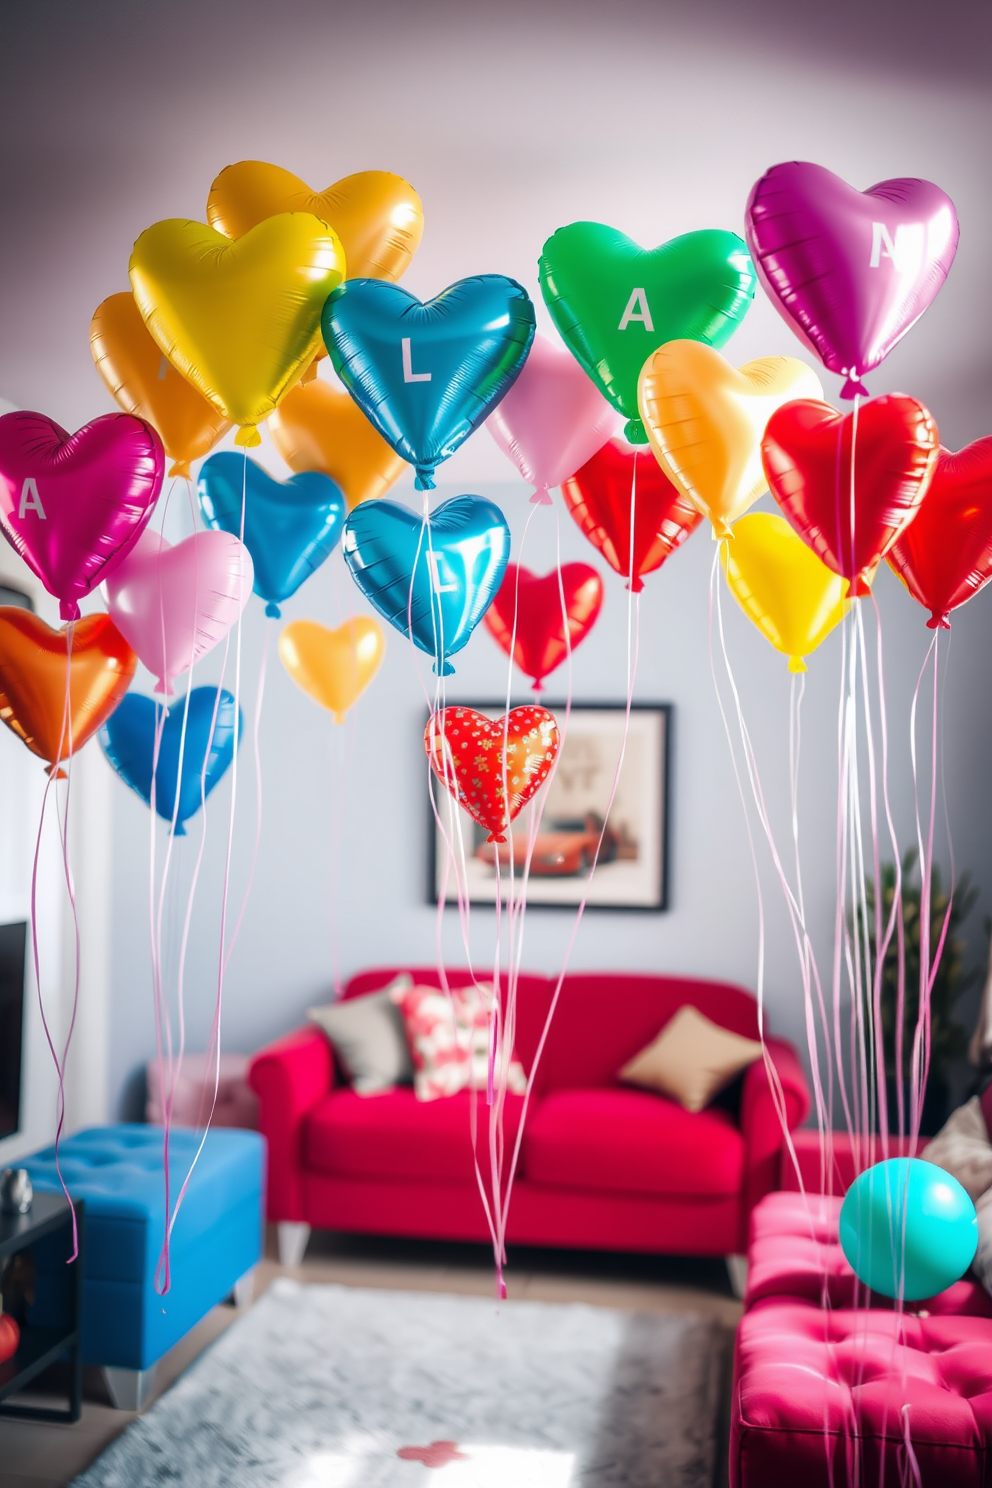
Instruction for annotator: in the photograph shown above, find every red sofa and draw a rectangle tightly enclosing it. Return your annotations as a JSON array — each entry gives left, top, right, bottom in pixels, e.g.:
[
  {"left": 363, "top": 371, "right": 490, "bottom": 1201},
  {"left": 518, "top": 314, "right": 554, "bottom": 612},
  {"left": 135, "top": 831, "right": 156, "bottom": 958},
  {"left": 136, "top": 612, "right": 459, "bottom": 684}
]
[{"left": 248, "top": 965, "right": 809, "bottom": 1269}]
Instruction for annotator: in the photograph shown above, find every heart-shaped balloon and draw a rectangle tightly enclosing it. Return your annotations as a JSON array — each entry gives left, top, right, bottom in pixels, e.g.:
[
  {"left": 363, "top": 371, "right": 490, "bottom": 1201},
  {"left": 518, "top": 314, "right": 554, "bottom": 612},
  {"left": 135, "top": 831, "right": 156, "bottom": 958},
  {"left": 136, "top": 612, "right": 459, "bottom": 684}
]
[
  {"left": 762, "top": 396, "right": 939, "bottom": 596},
  {"left": 0, "top": 411, "right": 164, "bottom": 620},
  {"left": 639, "top": 342, "right": 824, "bottom": 538},
  {"left": 322, "top": 276, "right": 535, "bottom": 489},
  {"left": 342, "top": 496, "right": 509, "bottom": 674},
  {"left": 538, "top": 225, "right": 756, "bottom": 443},
  {"left": 485, "top": 333, "right": 622, "bottom": 504},
  {"left": 483, "top": 563, "right": 603, "bottom": 691},
  {"left": 207, "top": 163, "right": 423, "bottom": 283},
  {"left": 268, "top": 379, "right": 406, "bottom": 509},
  {"left": 129, "top": 215, "right": 346, "bottom": 447},
  {"left": 886, "top": 438, "right": 992, "bottom": 628},
  {"left": 0, "top": 609, "right": 136, "bottom": 771},
  {"left": 561, "top": 438, "right": 703, "bottom": 591},
  {"left": 721, "top": 513, "right": 850, "bottom": 672},
  {"left": 197, "top": 452, "right": 345, "bottom": 617},
  {"left": 91, "top": 293, "right": 231, "bottom": 478},
  {"left": 278, "top": 617, "right": 385, "bottom": 722},
  {"left": 100, "top": 686, "right": 240, "bottom": 834},
  {"left": 425, "top": 705, "right": 560, "bottom": 843},
  {"left": 104, "top": 526, "right": 253, "bottom": 693},
  {"left": 746, "top": 162, "right": 959, "bottom": 398}
]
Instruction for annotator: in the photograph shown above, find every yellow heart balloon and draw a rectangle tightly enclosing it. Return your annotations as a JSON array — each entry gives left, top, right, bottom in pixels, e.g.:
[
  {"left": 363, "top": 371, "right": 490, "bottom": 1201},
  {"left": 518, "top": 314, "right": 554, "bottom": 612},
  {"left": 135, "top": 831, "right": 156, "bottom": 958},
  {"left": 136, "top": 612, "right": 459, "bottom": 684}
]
[
  {"left": 279, "top": 616, "right": 385, "bottom": 722},
  {"left": 207, "top": 163, "right": 423, "bottom": 283},
  {"left": 269, "top": 380, "right": 406, "bottom": 509},
  {"left": 129, "top": 214, "right": 346, "bottom": 447},
  {"left": 638, "top": 340, "right": 823, "bottom": 539},
  {"left": 721, "top": 512, "right": 849, "bottom": 672}
]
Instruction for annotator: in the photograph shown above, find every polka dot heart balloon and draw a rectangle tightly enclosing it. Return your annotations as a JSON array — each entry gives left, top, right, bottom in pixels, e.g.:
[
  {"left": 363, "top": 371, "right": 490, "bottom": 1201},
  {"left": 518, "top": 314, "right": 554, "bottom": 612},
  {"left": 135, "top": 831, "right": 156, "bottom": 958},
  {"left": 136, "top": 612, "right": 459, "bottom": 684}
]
[{"left": 425, "top": 705, "right": 560, "bottom": 843}]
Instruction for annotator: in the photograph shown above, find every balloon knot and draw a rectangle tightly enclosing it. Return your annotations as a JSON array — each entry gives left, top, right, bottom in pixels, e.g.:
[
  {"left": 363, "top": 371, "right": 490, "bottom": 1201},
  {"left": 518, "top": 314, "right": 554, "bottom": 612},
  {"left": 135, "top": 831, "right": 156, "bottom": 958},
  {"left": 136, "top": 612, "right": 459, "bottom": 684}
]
[
  {"left": 624, "top": 577, "right": 645, "bottom": 594},
  {"left": 926, "top": 612, "right": 951, "bottom": 631},
  {"left": 840, "top": 374, "right": 870, "bottom": 400},
  {"left": 433, "top": 659, "right": 455, "bottom": 676},
  {"left": 172, "top": 822, "right": 187, "bottom": 838},
  {"left": 333, "top": 711, "right": 346, "bottom": 725},
  {"left": 414, "top": 467, "right": 436, "bottom": 491},
  {"left": 300, "top": 356, "right": 320, "bottom": 384},
  {"left": 787, "top": 656, "right": 808, "bottom": 674},
  {"left": 529, "top": 487, "right": 553, "bottom": 506},
  {"left": 59, "top": 600, "right": 80, "bottom": 623},
  {"left": 711, "top": 520, "right": 734, "bottom": 541},
  {"left": 531, "top": 679, "right": 545, "bottom": 694},
  {"left": 486, "top": 833, "right": 507, "bottom": 844},
  {"left": 847, "top": 574, "right": 872, "bottom": 598},
  {"left": 623, "top": 418, "right": 649, "bottom": 445},
  {"left": 235, "top": 425, "right": 262, "bottom": 448},
  {"left": 49, "top": 766, "right": 68, "bottom": 781},
  {"left": 153, "top": 678, "right": 175, "bottom": 696},
  {"left": 168, "top": 460, "right": 192, "bottom": 479},
  {"left": 265, "top": 602, "right": 282, "bottom": 619}
]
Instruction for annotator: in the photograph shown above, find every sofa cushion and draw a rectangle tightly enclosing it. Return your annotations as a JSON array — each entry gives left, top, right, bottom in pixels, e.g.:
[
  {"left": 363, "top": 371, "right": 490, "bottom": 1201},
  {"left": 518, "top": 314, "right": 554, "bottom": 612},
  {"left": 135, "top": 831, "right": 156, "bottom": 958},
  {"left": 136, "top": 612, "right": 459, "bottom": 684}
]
[
  {"left": 521, "top": 1087, "right": 744, "bottom": 1198},
  {"left": 304, "top": 1087, "right": 525, "bottom": 1185},
  {"left": 922, "top": 1096, "right": 992, "bottom": 1201},
  {"left": 619, "top": 1004, "right": 763, "bottom": 1112},
  {"left": 308, "top": 974, "right": 414, "bottom": 1093},
  {"left": 391, "top": 982, "right": 526, "bottom": 1102}
]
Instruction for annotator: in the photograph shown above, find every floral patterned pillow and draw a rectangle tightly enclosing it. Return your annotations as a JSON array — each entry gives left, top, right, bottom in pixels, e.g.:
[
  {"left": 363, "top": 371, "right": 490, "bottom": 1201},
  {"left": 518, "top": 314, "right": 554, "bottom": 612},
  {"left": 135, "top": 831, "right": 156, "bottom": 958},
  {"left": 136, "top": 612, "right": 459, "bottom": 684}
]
[{"left": 391, "top": 982, "right": 527, "bottom": 1102}]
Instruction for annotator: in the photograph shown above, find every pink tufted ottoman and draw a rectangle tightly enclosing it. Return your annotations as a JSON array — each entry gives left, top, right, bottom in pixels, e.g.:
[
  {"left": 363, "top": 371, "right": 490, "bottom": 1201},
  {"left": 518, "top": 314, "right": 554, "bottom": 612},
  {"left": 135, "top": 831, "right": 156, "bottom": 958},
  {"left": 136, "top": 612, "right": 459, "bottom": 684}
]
[{"left": 145, "top": 1054, "right": 259, "bottom": 1129}]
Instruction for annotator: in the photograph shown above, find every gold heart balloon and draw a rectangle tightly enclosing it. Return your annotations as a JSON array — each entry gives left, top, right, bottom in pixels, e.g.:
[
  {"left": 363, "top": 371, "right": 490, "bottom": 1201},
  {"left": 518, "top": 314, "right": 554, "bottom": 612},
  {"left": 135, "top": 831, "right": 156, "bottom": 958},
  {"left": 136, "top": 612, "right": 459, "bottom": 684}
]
[
  {"left": 129, "top": 214, "right": 346, "bottom": 447},
  {"left": 206, "top": 163, "right": 423, "bottom": 283},
  {"left": 269, "top": 380, "right": 406, "bottom": 509},
  {"left": 278, "top": 616, "right": 385, "bottom": 722},
  {"left": 638, "top": 340, "right": 823, "bottom": 538},
  {"left": 721, "top": 513, "right": 849, "bottom": 672}
]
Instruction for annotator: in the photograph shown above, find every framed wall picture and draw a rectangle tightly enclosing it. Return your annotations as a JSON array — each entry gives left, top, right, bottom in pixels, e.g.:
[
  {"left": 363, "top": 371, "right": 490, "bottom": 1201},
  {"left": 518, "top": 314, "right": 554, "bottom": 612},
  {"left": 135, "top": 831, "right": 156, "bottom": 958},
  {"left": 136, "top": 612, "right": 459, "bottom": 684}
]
[{"left": 428, "top": 703, "right": 670, "bottom": 912}]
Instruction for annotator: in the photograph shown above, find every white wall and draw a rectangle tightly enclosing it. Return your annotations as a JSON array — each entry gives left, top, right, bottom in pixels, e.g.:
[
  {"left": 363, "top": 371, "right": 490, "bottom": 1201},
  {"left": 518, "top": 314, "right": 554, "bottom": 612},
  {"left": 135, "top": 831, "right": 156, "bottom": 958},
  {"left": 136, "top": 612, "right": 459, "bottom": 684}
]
[{"left": 0, "top": 0, "right": 990, "bottom": 1119}]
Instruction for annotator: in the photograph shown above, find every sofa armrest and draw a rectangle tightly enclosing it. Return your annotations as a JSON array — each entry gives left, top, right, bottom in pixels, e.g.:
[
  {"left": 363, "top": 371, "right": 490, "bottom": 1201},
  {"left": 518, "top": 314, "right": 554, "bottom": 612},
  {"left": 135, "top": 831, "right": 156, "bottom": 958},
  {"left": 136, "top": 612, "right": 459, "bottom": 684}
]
[
  {"left": 739, "top": 1036, "right": 810, "bottom": 1237},
  {"left": 248, "top": 1026, "right": 333, "bottom": 1221}
]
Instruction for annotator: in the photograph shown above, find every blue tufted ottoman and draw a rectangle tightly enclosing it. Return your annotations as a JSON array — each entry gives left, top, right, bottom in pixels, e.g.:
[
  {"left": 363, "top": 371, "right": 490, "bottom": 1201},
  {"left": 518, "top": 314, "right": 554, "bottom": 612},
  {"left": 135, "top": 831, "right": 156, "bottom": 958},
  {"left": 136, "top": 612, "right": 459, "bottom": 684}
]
[{"left": 24, "top": 1124, "right": 264, "bottom": 1409}]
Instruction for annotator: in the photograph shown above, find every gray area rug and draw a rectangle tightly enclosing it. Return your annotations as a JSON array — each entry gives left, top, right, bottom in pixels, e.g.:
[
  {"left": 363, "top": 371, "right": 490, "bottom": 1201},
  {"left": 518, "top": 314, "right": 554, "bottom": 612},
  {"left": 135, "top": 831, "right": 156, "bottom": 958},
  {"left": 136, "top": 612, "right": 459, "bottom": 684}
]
[{"left": 73, "top": 1280, "right": 725, "bottom": 1487}]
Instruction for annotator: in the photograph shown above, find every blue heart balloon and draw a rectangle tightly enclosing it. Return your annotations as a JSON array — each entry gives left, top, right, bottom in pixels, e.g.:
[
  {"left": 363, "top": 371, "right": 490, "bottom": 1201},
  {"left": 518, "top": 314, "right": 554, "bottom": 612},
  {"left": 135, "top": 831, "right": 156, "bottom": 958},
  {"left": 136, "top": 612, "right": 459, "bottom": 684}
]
[
  {"left": 342, "top": 496, "right": 510, "bottom": 675},
  {"left": 197, "top": 452, "right": 345, "bottom": 618},
  {"left": 100, "top": 687, "right": 242, "bottom": 834},
  {"left": 322, "top": 276, "right": 536, "bottom": 491}
]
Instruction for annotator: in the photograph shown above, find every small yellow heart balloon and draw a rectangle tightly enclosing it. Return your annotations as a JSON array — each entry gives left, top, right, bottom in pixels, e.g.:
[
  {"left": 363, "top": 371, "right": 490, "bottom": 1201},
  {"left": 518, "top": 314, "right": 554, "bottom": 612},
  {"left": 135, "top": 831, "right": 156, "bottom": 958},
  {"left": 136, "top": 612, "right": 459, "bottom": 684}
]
[
  {"left": 638, "top": 341, "right": 823, "bottom": 539},
  {"left": 269, "top": 380, "right": 406, "bottom": 509},
  {"left": 279, "top": 616, "right": 385, "bottom": 722},
  {"left": 129, "top": 214, "right": 345, "bottom": 447},
  {"left": 207, "top": 163, "right": 423, "bottom": 283},
  {"left": 721, "top": 512, "right": 849, "bottom": 672}
]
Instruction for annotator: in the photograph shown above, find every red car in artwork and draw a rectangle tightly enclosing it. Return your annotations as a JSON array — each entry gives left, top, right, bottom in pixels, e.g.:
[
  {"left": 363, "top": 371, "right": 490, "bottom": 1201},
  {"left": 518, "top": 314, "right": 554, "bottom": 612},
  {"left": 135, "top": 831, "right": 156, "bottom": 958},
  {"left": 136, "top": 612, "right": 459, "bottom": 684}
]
[{"left": 475, "top": 813, "right": 618, "bottom": 877}]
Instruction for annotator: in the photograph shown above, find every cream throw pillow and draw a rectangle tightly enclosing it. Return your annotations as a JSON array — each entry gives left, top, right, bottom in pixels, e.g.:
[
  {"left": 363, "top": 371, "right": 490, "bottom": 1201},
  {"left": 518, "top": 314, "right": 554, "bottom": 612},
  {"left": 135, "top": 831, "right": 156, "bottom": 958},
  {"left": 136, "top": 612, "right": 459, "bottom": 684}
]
[
  {"left": 618, "top": 1004, "right": 763, "bottom": 1113},
  {"left": 921, "top": 1096, "right": 992, "bottom": 1201}
]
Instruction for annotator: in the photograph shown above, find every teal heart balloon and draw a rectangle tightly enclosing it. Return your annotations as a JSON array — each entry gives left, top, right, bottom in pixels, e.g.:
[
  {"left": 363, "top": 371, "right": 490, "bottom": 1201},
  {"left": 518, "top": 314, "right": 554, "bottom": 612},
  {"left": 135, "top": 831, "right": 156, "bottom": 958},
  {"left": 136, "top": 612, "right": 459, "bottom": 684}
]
[
  {"left": 538, "top": 225, "right": 756, "bottom": 443},
  {"left": 342, "top": 495, "right": 510, "bottom": 674},
  {"left": 321, "top": 276, "right": 536, "bottom": 490},
  {"left": 197, "top": 452, "right": 345, "bottom": 618}
]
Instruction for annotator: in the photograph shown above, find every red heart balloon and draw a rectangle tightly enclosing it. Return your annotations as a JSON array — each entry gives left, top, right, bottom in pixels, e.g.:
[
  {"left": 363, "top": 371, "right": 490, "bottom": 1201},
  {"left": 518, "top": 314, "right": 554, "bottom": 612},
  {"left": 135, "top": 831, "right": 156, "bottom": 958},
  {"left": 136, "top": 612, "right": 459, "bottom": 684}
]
[
  {"left": 483, "top": 563, "right": 603, "bottom": 691},
  {"left": 761, "top": 395, "right": 939, "bottom": 596},
  {"left": 561, "top": 437, "right": 702, "bottom": 592},
  {"left": 887, "top": 437, "right": 992, "bottom": 629},
  {"left": 425, "top": 705, "right": 560, "bottom": 843}
]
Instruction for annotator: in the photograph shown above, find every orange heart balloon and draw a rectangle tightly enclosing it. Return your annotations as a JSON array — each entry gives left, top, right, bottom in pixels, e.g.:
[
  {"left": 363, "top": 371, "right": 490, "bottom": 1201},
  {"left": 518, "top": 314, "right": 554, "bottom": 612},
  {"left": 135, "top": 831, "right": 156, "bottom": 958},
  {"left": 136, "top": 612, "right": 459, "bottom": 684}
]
[
  {"left": 0, "top": 609, "right": 136, "bottom": 771},
  {"left": 269, "top": 380, "right": 407, "bottom": 509},
  {"left": 206, "top": 163, "right": 423, "bottom": 283},
  {"left": 638, "top": 340, "right": 823, "bottom": 539},
  {"left": 278, "top": 616, "right": 385, "bottom": 723},
  {"left": 90, "top": 293, "right": 231, "bottom": 478}
]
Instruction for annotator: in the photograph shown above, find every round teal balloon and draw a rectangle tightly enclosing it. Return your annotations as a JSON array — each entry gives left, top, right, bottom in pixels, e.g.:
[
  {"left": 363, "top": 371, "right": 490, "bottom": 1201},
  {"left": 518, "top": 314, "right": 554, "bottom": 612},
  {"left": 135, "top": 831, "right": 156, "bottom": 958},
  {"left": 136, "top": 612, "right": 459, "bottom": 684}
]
[{"left": 839, "top": 1157, "right": 977, "bottom": 1300}]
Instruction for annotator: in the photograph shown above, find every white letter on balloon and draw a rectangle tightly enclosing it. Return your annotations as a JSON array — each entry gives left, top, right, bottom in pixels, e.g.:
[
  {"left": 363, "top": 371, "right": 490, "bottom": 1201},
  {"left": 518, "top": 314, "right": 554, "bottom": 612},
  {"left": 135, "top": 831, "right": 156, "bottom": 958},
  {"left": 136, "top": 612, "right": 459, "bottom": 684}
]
[{"left": 402, "top": 338, "right": 432, "bottom": 383}]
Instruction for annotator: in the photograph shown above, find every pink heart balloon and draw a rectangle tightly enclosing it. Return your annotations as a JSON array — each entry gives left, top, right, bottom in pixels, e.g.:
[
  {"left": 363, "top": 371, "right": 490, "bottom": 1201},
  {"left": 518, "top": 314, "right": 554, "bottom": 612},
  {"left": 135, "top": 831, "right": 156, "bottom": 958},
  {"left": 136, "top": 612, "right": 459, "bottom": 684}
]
[
  {"left": 105, "top": 526, "right": 253, "bottom": 694},
  {"left": 486, "top": 333, "right": 622, "bottom": 504},
  {"left": 0, "top": 411, "right": 164, "bottom": 620},
  {"left": 745, "top": 161, "right": 959, "bottom": 398}
]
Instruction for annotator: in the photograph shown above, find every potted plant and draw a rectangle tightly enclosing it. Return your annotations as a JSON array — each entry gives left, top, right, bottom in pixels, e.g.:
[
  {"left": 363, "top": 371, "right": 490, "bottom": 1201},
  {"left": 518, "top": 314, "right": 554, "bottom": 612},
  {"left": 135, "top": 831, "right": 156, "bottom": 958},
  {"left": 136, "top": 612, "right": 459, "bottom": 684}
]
[{"left": 858, "top": 848, "right": 978, "bottom": 1136}]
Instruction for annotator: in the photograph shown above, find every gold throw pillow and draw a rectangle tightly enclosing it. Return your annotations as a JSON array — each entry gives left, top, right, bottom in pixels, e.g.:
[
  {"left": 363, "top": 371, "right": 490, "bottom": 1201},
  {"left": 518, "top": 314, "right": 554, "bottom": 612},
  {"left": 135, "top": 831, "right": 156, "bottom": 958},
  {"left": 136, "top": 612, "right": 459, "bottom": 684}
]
[{"left": 618, "top": 1004, "right": 763, "bottom": 1113}]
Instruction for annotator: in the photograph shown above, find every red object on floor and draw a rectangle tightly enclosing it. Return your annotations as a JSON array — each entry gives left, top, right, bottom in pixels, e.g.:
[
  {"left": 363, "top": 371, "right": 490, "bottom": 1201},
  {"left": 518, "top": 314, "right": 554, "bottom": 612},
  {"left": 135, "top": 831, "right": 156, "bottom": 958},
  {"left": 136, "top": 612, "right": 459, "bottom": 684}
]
[
  {"left": 248, "top": 967, "right": 809, "bottom": 1257},
  {"left": 0, "top": 1312, "right": 19, "bottom": 1364},
  {"left": 397, "top": 1442, "right": 468, "bottom": 1467}
]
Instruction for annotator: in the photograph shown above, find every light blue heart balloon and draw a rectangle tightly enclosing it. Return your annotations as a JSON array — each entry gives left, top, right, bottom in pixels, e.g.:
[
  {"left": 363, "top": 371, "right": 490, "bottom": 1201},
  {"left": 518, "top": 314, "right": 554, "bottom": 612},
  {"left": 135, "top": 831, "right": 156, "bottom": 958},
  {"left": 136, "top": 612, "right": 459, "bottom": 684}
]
[
  {"left": 342, "top": 496, "right": 510, "bottom": 674},
  {"left": 99, "top": 688, "right": 241, "bottom": 835},
  {"left": 197, "top": 452, "right": 345, "bottom": 618},
  {"left": 322, "top": 276, "right": 536, "bottom": 490}
]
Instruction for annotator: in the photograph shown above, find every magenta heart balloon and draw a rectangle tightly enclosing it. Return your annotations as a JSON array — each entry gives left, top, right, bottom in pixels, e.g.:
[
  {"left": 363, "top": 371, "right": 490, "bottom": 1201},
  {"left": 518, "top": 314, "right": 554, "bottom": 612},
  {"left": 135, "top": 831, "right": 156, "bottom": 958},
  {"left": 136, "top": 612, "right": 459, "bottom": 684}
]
[
  {"left": 745, "top": 161, "right": 959, "bottom": 398},
  {"left": 105, "top": 526, "right": 253, "bottom": 694},
  {"left": 0, "top": 411, "right": 164, "bottom": 619},
  {"left": 486, "top": 333, "right": 622, "bottom": 503}
]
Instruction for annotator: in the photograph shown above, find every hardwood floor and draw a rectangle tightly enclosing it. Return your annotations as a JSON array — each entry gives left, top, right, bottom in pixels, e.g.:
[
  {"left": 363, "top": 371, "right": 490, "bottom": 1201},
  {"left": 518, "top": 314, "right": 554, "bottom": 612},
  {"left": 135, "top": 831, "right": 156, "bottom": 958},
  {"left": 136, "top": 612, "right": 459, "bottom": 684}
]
[{"left": 0, "top": 1229, "right": 742, "bottom": 1486}]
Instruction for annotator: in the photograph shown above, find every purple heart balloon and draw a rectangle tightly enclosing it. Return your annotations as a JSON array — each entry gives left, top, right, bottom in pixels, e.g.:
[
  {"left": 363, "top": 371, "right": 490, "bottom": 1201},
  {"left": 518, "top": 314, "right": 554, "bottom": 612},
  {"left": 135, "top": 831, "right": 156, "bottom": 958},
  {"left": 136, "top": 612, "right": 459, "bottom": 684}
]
[
  {"left": 0, "top": 411, "right": 164, "bottom": 620},
  {"left": 745, "top": 161, "right": 959, "bottom": 398}
]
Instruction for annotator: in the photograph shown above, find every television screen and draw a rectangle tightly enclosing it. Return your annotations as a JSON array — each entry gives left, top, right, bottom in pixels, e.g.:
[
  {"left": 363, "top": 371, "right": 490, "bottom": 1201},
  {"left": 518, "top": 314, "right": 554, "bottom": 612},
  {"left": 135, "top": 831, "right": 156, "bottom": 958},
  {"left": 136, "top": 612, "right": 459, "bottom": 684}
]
[{"left": 0, "top": 921, "right": 27, "bottom": 1140}]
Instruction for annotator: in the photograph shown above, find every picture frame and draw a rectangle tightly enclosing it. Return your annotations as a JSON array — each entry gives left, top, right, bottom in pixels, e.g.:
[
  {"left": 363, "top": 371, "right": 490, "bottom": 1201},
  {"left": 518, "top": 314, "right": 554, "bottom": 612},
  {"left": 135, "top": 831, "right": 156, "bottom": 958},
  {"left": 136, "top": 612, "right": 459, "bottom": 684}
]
[{"left": 427, "top": 702, "right": 670, "bottom": 912}]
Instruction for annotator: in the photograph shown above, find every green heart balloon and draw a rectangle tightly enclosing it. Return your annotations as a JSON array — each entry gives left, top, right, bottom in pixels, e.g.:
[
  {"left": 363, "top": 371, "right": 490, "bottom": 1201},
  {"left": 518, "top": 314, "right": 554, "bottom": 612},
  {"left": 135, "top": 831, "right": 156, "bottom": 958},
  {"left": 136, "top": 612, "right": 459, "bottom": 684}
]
[{"left": 538, "top": 225, "right": 756, "bottom": 443}]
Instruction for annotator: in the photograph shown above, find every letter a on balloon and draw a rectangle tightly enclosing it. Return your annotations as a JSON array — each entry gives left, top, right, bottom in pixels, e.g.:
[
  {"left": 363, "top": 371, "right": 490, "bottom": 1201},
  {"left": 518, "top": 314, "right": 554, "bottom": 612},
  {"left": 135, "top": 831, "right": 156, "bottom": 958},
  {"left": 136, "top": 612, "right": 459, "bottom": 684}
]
[
  {"left": 618, "top": 289, "right": 654, "bottom": 332},
  {"left": 18, "top": 479, "right": 46, "bottom": 518}
]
